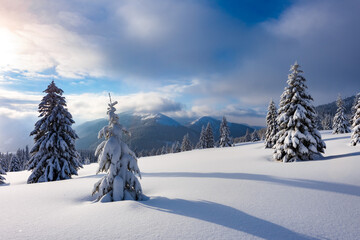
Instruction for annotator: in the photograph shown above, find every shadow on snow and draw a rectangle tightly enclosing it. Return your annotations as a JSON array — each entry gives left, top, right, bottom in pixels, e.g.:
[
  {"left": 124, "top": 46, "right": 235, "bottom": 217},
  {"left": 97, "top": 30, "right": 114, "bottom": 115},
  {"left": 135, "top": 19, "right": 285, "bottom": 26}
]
[
  {"left": 321, "top": 151, "right": 360, "bottom": 161},
  {"left": 142, "top": 172, "right": 360, "bottom": 197},
  {"left": 141, "top": 197, "right": 317, "bottom": 240},
  {"left": 323, "top": 135, "right": 351, "bottom": 142}
]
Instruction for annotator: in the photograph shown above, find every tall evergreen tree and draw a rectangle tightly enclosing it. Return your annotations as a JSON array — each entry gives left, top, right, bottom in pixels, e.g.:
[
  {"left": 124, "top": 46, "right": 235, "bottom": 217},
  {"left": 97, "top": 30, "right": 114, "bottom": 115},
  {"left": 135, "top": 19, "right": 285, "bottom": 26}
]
[
  {"left": 332, "top": 95, "right": 351, "bottom": 134},
  {"left": 196, "top": 126, "right": 206, "bottom": 149},
  {"left": 27, "top": 81, "right": 81, "bottom": 183},
  {"left": 351, "top": 94, "right": 360, "bottom": 146},
  {"left": 92, "top": 98, "right": 144, "bottom": 202},
  {"left": 181, "top": 133, "right": 192, "bottom": 152},
  {"left": 219, "top": 116, "right": 232, "bottom": 147},
  {"left": 0, "top": 165, "right": 6, "bottom": 184},
  {"left": 264, "top": 100, "right": 278, "bottom": 148},
  {"left": 204, "top": 122, "right": 214, "bottom": 148},
  {"left": 273, "top": 62, "right": 326, "bottom": 162}
]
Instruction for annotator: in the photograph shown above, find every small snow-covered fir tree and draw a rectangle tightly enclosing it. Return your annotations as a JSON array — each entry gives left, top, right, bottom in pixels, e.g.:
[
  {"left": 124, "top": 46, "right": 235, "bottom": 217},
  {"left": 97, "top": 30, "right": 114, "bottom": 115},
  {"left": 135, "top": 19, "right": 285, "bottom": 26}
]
[
  {"left": 0, "top": 153, "right": 11, "bottom": 172},
  {"left": 84, "top": 157, "right": 91, "bottom": 165},
  {"left": 172, "top": 141, "right": 181, "bottom": 153},
  {"left": 314, "top": 113, "right": 323, "bottom": 130},
  {"left": 244, "top": 129, "right": 251, "bottom": 142},
  {"left": 161, "top": 146, "right": 167, "bottom": 155},
  {"left": 181, "top": 133, "right": 192, "bottom": 151},
  {"left": 27, "top": 81, "right": 82, "bottom": 183},
  {"left": 196, "top": 126, "right": 206, "bottom": 149},
  {"left": 10, "top": 155, "right": 22, "bottom": 172},
  {"left": 251, "top": 130, "right": 260, "bottom": 142},
  {"left": 0, "top": 165, "right": 6, "bottom": 184},
  {"left": 204, "top": 122, "right": 214, "bottom": 148},
  {"left": 350, "top": 93, "right": 360, "bottom": 125},
  {"left": 351, "top": 95, "right": 360, "bottom": 146},
  {"left": 321, "top": 114, "right": 332, "bottom": 130},
  {"left": 219, "top": 116, "right": 232, "bottom": 147},
  {"left": 332, "top": 95, "right": 351, "bottom": 134},
  {"left": 265, "top": 100, "right": 278, "bottom": 148},
  {"left": 273, "top": 62, "right": 326, "bottom": 162},
  {"left": 92, "top": 98, "right": 144, "bottom": 202},
  {"left": 156, "top": 148, "right": 161, "bottom": 155},
  {"left": 150, "top": 148, "right": 156, "bottom": 156}
]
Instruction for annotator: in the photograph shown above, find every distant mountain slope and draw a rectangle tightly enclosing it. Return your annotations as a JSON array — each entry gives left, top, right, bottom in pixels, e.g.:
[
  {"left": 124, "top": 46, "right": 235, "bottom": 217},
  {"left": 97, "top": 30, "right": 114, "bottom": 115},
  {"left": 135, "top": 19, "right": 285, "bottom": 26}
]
[
  {"left": 315, "top": 95, "right": 355, "bottom": 117},
  {"left": 188, "top": 116, "right": 254, "bottom": 140},
  {"left": 75, "top": 112, "right": 198, "bottom": 151},
  {"left": 75, "top": 113, "right": 255, "bottom": 151}
]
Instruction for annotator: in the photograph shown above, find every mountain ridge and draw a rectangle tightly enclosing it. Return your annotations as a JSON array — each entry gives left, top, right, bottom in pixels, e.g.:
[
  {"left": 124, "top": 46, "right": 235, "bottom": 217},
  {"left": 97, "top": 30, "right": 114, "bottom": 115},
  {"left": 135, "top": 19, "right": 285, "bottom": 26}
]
[{"left": 75, "top": 112, "right": 255, "bottom": 151}]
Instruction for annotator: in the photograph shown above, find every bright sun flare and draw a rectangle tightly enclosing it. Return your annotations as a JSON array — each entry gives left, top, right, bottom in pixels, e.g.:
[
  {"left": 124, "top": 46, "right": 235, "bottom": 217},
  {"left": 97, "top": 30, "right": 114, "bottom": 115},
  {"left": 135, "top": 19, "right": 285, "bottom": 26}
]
[{"left": 0, "top": 28, "right": 19, "bottom": 68}]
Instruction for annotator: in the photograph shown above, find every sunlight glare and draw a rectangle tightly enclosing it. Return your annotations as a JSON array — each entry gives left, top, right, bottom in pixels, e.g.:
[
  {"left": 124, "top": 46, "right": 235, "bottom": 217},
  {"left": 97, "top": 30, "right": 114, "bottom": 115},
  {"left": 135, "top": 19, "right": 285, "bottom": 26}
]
[{"left": 0, "top": 28, "right": 19, "bottom": 68}]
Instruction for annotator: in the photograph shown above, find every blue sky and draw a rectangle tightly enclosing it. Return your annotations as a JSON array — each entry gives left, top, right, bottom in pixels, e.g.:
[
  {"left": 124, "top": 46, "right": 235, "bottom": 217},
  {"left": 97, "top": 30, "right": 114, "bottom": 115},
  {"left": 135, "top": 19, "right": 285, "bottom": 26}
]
[{"left": 0, "top": 0, "right": 359, "bottom": 151}]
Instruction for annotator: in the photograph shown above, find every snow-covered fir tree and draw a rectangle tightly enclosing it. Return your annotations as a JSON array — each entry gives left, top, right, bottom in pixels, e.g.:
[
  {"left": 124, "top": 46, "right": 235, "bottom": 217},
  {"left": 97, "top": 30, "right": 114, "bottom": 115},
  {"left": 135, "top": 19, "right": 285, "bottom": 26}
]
[
  {"left": 332, "top": 95, "right": 351, "bottom": 134},
  {"left": 172, "top": 141, "right": 181, "bottom": 153},
  {"left": 219, "top": 116, "right": 232, "bottom": 147},
  {"left": 204, "top": 122, "right": 214, "bottom": 148},
  {"left": 10, "top": 148, "right": 27, "bottom": 172},
  {"left": 314, "top": 113, "right": 323, "bottom": 130},
  {"left": 27, "top": 81, "right": 82, "bottom": 183},
  {"left": 0, "top": 165, "right": 6, "bottom": 184},
  {"left": 84, "top": 158, "right": 91, "bottom": 165},
  {"left": 196, "top": 126, "right": 206, "bottom": 149},
  {"left": 181, "top": 133, "right": 192, "bottom": 152},
  {"left": 150, "top": 148, "right": 156, "bottom": 156},
  {"left": 10, "top": 155, "right": 22, "bottom": 172},
  {"left": 273, "top": 62, "right": 326, "bottom": 162},
  {"left": 161, "top": 146, "right": 167, "bottom": 155},
  {"left": 92, "top": 98, "right": 144, "bottom": 202},
  {"left": 156, "top": 148, "right": 161, "bottom": 155},
  {"left": 351, "top": 93, "right": 360, "bottom": 125},
  {"left": 351, "top": 95, "right": 360, "bottom": 146},
  {"left": 265, "top": 100, "right": 278, "bottom": 148},
  {"left": 251, "top": 130, "right": 260, "bottom": 142},
  {"left": 244, "top": 129, "right": 252, "bottom": 142},
  {"left": 0, "top": 152, "right": 11, "bottom": 172},
  {"left": 321, "top": 114, "right": 332, "bottom": 130}
]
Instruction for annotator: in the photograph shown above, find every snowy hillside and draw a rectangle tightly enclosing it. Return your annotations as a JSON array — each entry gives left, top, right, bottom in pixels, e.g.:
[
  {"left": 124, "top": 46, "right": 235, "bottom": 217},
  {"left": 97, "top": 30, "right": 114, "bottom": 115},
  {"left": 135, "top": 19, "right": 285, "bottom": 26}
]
[{"left": 1, "top": 131, "right": 360, "bottom": 239}]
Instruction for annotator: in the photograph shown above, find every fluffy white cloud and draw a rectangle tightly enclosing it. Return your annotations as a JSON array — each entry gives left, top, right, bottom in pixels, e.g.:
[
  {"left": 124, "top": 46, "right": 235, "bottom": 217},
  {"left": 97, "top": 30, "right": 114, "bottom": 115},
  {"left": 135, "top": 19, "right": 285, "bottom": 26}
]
[
  {"left": 67, "top": 91, "right": 183, "bottom": 123},
  {"left": 0, "top": 1, "right": 104, "bottom": 79}
]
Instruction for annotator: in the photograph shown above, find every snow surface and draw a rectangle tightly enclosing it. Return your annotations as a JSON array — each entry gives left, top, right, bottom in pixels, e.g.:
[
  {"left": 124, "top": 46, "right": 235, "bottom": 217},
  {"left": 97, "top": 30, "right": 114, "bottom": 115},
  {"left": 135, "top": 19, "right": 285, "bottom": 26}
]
[{"left": 1, "top": 131, "right": 360, "bottom": 239}]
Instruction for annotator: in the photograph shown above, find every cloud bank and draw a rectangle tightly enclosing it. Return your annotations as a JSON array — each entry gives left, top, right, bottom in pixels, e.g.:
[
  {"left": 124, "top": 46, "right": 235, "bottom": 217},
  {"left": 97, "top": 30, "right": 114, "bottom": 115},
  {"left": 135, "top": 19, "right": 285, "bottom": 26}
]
[{"left": 0, "top": 0, "right": 360, "bottom": 151}]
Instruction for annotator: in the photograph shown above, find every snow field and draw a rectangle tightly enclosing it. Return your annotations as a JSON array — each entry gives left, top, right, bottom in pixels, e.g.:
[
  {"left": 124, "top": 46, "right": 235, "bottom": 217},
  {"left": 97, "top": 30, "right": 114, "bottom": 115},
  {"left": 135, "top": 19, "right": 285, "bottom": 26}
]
[{"left": 1, "top": 131, "right": 360, "bottom": 239}]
